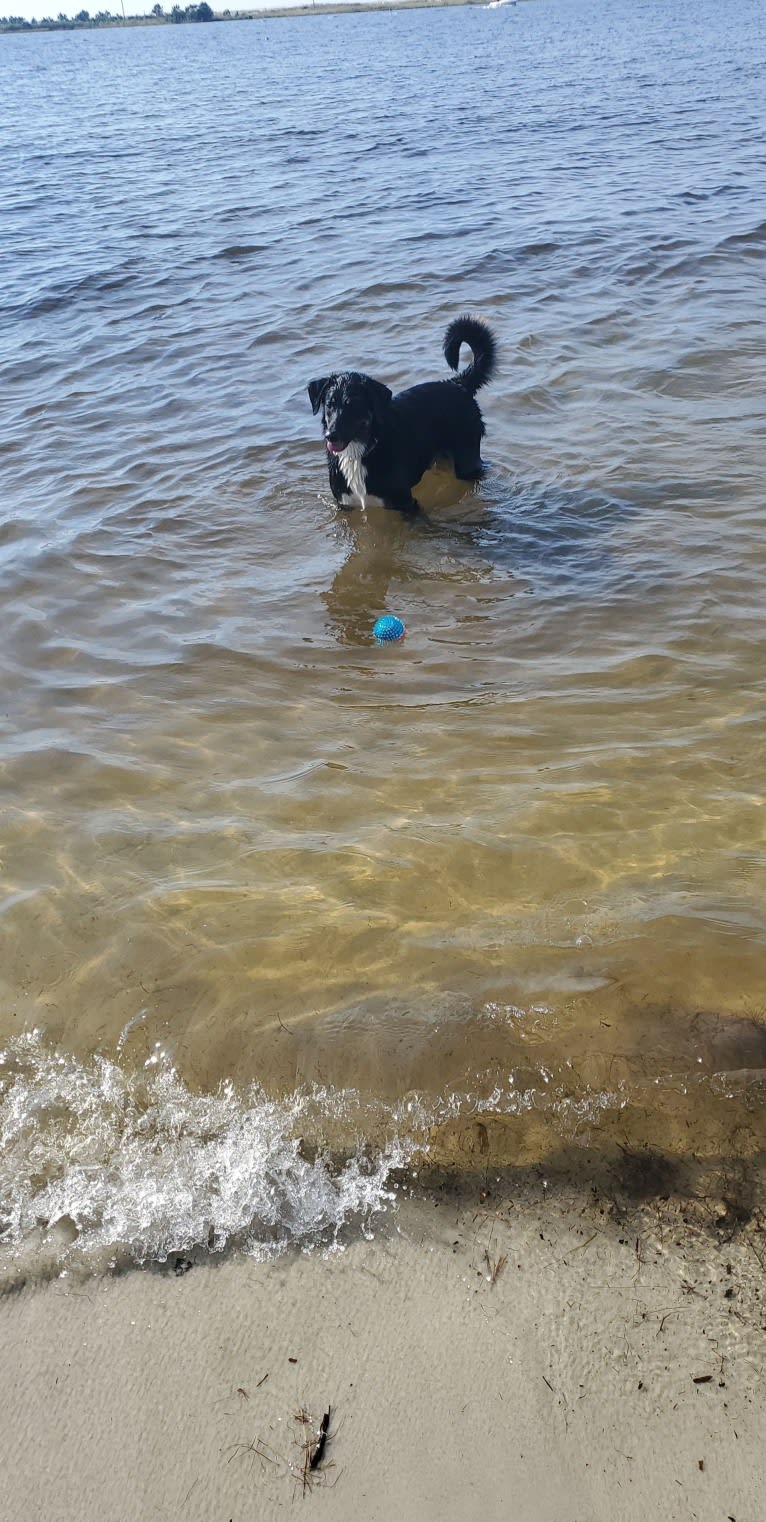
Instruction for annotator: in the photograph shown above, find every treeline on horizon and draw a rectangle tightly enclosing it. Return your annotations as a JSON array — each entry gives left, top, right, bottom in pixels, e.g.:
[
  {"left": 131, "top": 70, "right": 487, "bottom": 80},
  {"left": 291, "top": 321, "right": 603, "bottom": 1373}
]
[{"left": 0, "top": 2, "right": 220, "bottom": 26}]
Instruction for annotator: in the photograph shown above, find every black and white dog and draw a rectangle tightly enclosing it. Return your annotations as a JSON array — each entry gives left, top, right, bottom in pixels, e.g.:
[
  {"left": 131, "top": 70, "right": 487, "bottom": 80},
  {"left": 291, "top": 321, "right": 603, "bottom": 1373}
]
[{"left": 308, "top": 316, "right": 496, "bottom": 512}]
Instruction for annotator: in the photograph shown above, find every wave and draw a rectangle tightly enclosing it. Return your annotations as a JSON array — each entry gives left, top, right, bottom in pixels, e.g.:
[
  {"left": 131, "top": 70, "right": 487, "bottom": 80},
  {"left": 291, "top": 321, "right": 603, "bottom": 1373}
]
[
  {"left": 0, "top": 1031, "right": 412, "bottom": 1285},
  {"left": 2, "top": 264, "right": 137, "bottom": 325},
  {"left": 1, "top": 1021, "right": 764, "bottom": 1285}
]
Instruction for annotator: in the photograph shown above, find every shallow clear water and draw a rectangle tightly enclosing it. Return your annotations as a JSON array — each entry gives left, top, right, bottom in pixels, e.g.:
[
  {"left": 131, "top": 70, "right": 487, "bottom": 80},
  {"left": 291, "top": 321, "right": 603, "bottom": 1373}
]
[{"left": 1, "top": 0, "right": 765, "bottom": 1268}]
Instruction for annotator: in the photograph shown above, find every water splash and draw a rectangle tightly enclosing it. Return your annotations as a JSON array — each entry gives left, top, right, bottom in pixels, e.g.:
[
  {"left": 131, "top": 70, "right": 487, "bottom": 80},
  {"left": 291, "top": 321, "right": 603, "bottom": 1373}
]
[{"left": 0, "top": 1031, "right": 411, "bottom": 1281}]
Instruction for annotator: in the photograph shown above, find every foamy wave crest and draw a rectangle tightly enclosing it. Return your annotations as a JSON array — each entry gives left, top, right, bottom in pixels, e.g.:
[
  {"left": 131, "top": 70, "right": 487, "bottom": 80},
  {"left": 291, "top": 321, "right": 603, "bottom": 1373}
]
[{"left": 0, "top": 1031, "right": 412, "bottom": 1281}]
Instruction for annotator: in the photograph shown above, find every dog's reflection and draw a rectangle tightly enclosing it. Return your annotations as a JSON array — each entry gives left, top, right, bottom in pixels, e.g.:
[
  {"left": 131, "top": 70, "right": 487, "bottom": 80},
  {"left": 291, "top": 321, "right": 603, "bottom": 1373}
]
[
  {"left": 323, "top": 466, "right": 488, "bottom": 644},
  {"left": 322, "top": 464, "right": 640, "bottom": 644}
]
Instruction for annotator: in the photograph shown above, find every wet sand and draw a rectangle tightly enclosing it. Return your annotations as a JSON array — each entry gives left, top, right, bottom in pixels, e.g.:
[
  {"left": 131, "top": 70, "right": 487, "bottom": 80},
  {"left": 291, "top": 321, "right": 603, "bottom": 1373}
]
[{"left": 2, "top": 1181, "right": 763, "bottom": 1521}]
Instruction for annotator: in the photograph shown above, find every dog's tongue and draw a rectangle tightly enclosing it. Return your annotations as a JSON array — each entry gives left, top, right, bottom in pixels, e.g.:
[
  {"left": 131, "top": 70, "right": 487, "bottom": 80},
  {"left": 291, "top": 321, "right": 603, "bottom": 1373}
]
[{"left": 326, "top": 441, "right": 344, "bottom": 454}]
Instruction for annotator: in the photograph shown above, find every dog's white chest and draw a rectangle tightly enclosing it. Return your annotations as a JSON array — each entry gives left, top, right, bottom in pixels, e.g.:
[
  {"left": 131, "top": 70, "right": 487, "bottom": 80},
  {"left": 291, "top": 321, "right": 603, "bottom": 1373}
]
[
  {"left": 337, "top": 443, "right": 384, "bottom": 508},
  {"left": 338, "top": 442, "right": 368, "bottom": 505}
]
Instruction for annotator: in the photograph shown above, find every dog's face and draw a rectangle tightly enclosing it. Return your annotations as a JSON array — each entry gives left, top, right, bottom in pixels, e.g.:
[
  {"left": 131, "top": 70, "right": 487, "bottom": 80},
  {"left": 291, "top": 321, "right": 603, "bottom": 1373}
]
[{"left": 308, "top": 371, "right": 392, "bottom": 455}]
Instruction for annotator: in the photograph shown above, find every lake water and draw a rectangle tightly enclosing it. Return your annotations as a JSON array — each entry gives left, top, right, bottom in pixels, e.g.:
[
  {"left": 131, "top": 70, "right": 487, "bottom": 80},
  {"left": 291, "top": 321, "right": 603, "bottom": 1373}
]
[{"left": 1, "top": 0, "right": 765, "bottom": 1272}]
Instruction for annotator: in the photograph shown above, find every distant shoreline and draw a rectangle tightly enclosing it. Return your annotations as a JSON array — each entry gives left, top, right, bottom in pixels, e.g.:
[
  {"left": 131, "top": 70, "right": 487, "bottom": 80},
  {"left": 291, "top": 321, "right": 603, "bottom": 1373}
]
[
  {"left": 1, "top": 0, "right": 521, "bottom": 36},
  {"left": 233, "top": 0, "right": 502, "bottom": 19}
]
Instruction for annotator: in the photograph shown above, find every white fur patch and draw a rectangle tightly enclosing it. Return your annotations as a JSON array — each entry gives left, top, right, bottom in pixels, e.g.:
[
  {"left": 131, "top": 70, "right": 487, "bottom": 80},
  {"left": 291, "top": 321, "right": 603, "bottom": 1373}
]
[
  {"left": 338, "top": 442, "right": 368, "bottom": 506},
  {"left": 336, "top": 443, "right": 386, "bottom": 507}
]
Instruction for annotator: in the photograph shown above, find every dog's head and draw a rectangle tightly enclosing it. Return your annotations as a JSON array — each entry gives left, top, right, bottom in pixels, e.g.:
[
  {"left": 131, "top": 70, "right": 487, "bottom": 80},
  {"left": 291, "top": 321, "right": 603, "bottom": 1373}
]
[{"left": 308, "top": 371, "right": 392, "bottom": 455}]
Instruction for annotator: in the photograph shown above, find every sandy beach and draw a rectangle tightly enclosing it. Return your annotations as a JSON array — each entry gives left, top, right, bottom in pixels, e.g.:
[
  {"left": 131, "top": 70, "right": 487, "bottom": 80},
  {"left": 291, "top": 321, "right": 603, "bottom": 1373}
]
[{"left": 3, "top": 1176, "right": 763, "bottom": 1522}]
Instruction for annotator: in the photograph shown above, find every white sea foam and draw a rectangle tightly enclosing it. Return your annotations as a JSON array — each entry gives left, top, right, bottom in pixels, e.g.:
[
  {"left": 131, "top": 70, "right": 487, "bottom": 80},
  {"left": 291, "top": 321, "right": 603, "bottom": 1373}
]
[{"left": 0, "top": 1031, "right": 412, "bottom": 1281}]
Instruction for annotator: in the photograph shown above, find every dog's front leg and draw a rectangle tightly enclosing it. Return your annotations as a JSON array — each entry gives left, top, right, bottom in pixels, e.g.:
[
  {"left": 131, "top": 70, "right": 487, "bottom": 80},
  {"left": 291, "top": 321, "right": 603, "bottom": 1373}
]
[{"left": 384, "top": 488, "right": 419, "bottom": 514}]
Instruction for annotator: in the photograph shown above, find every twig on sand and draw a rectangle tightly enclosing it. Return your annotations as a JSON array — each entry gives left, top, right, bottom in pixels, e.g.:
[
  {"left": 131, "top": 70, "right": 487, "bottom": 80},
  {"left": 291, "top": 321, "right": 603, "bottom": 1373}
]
[
  {"left": 224, "top": 1433, "right": 285, "bottom": 1476},
  {"left": 295, "top": 1405, "right": 335, "bottom": 1495},
  {"left": 225, "top": 1402, "right": 336, "bottom": 1495},
  {"left": 310, "top": 1407, "right": 331, "bottom": 1470},
  {"left": 484, "top": 1248, "right": 507, "bottom": 1286}
]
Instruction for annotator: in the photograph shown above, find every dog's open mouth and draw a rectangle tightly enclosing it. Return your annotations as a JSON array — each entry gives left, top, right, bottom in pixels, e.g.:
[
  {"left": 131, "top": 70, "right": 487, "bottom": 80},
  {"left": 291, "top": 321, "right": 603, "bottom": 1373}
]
[{"left": 326, "top": 441, "right": 346, "bottom": 454}]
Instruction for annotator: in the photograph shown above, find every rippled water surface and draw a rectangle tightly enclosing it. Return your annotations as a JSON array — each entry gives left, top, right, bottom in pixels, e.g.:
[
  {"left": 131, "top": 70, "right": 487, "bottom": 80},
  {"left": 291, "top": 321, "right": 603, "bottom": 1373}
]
[{"left": 2, "top": 0, "right": 765, "bottom": 1266}]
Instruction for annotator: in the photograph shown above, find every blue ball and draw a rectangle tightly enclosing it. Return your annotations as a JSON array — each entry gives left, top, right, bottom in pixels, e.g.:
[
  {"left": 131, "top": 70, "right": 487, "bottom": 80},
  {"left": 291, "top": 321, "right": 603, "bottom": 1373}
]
[{"left": 373, "top": 614, "right": 406, "bottom": 643}]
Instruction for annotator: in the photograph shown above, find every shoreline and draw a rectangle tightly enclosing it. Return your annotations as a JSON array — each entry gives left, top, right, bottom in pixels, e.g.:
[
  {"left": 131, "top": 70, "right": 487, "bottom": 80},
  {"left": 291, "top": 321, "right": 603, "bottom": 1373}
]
[
  {"left": 2, "top": 1179, "right": 763, "bottom": 1520},
  {"left": 0, "top": 0, "right": 509, "bottom": 36},
  {"left": 230, "top": 0, "right": 495, "bottom": 20}
]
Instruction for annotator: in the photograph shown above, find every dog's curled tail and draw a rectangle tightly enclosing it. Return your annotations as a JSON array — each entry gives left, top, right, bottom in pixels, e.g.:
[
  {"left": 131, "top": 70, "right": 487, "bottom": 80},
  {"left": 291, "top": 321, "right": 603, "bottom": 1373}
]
[{"left": 443, "top": 315, "right": 497, "bottom": 395}]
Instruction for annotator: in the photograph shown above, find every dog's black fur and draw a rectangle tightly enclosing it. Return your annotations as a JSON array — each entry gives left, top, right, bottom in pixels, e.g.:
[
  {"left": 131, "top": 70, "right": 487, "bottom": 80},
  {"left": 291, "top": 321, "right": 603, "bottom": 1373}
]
[{"left": 308, "top": 316, "right": 497, "bottom": 512}]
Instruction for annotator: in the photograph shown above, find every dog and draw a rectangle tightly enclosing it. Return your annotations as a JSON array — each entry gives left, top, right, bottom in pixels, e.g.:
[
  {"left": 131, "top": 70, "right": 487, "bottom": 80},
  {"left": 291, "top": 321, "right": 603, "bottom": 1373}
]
[{"left": 308, "top": 315, "right": 496, "bottom": 512}]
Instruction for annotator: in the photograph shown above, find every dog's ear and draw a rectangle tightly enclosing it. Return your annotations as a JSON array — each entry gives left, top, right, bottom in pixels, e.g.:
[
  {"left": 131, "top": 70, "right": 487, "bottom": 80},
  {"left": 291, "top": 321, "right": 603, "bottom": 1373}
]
[
  {"left": 369, "top": 380, "right": 393, "bottom": 422},
  {"left": 308, "top": 376, "right": 333, "bottom": 415}
]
